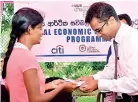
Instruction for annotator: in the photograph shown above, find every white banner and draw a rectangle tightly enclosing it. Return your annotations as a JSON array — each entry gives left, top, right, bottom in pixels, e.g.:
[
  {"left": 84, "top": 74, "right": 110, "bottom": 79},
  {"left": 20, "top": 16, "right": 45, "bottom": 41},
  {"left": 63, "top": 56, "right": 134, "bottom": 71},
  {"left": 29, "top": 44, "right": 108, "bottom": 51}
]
[{"left": 14, "top": 1, "right": 138, "bottom": 62}]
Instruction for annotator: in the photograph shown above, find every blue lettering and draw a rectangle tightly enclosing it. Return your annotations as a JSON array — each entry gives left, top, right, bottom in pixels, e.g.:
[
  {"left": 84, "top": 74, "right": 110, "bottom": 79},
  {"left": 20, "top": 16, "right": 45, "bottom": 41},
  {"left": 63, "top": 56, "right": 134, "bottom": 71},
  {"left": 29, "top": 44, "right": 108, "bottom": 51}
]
[
  {"left": 87, "top": 29, "right": 91, "bottom": 35},
  {"left": 58, "top": 29, "right": 62, "bottom": 35},
  {"left": 43, "top": 29, "right": 51, "bottom": 35},
  {"left": 86, "top": 36, "right": 90, "bottom": 42},
  {"left": 54, "top": 29, "right": 57, "bottom": 35},
  {"left": 73, "top": 29, "right": 77, "bottom": 35},
  {"left": 81, "top": 36, "right": 85, "bottom": 42},
  {"left": 96, "top": 36, "right": 101, "bottom": 42}
]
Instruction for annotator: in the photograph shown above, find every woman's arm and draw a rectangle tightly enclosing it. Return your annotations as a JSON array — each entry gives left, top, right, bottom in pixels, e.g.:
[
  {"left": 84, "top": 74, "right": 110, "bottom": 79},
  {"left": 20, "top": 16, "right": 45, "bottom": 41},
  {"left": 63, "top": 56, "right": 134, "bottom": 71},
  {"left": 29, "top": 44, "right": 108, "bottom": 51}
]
[
  {"left": 44, "top": 79, "right": 64, "bottom": 91},
  {"left": 23, "top": 68, "right": 64, "bottom": 102}
]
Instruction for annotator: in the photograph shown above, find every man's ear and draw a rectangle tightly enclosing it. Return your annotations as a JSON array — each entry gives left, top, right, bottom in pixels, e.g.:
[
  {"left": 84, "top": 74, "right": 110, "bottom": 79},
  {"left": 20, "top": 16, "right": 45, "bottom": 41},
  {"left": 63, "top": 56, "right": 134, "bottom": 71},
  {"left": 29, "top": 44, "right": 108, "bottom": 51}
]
[{"left": 108, "top": 16, "right": 115, "bottom": 25}]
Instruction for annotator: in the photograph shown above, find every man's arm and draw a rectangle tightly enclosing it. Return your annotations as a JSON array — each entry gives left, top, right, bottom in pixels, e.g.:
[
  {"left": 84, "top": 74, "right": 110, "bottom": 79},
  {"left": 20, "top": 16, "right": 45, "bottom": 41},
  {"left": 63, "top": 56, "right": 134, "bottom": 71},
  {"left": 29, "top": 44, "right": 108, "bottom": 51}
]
[
  {"left": 93, "top": 50, "right": 115, "bottom": 80},
  {"left": 98, "top": 47, "right": 138, "bottom": 94}
]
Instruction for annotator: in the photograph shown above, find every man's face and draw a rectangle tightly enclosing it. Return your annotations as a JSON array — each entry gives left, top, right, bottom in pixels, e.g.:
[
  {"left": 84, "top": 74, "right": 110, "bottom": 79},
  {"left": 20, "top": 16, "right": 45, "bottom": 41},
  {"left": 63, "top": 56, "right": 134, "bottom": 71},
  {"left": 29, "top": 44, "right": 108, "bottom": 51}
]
[{"left": 89, "top": 17, "right": 115, "bottom": 41}]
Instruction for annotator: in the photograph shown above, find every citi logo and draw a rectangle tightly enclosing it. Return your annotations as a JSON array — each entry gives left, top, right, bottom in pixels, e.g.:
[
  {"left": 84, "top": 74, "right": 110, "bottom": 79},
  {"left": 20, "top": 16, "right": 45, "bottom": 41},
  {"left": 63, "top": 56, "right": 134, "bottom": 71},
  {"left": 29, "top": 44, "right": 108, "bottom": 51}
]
[{"left": 51, "top": 45, "right": 64, "bottom": 54}]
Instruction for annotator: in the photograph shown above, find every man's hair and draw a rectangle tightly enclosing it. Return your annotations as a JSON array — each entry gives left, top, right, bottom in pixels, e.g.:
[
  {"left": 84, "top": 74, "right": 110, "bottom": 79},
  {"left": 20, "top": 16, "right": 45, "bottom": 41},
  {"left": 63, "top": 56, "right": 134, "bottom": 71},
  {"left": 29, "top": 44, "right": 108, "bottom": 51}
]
[
  {"left": 118, "top": 14, "right": 132, "bottom": 26},
  {"left": 85, "top": 2, "right": 119, "bottom": 23}
]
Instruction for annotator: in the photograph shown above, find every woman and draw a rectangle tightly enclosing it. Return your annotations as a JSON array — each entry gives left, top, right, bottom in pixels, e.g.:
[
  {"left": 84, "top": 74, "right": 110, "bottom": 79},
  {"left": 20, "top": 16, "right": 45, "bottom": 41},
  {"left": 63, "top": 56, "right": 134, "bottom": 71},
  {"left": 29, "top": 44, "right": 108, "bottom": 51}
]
[{"left": 2, "top": 7, "right": 77, "bottom": 102}]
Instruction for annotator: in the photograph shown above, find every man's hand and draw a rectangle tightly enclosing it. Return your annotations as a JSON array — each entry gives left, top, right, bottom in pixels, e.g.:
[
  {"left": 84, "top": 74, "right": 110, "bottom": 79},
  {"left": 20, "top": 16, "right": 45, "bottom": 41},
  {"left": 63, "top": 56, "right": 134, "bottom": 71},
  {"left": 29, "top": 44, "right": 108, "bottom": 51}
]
[{"left": 79, "top": 79, "right": 98, "bottom": 93}]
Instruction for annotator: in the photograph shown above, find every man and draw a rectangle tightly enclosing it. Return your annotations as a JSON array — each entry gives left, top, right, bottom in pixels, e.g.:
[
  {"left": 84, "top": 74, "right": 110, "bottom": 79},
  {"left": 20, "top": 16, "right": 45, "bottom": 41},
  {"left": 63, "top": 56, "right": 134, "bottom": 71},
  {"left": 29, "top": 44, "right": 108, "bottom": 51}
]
[
  {"left": 77, "top": 2, "right": 138, "bottom": 102},
  {"left": 106, "top": 13, "right": 132, "bottom": 64}
]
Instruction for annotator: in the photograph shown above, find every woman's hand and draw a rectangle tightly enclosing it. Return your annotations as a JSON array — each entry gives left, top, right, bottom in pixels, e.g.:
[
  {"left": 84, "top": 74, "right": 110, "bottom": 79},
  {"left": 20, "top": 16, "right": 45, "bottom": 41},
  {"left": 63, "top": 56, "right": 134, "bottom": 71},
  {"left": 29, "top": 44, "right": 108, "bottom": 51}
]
[
  {"left": 61, "top": 81, "right": 78, "bottom": 92},
  {"left": 45, "top": 79, "right": 64, "bottom": 90},
  {"left": 51, "top": 79, "right": 64, "bottom": 88}
]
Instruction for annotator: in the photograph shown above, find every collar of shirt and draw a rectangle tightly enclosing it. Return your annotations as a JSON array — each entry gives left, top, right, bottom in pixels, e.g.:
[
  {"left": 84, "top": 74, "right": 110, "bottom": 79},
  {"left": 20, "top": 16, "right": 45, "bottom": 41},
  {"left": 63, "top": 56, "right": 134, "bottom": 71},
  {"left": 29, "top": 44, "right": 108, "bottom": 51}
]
[
  {"left": 114, "top": 22, "right": 127, "bottom": 44},
  {"left": 14, "top": 42, "right": 29, "bottom": 50}
]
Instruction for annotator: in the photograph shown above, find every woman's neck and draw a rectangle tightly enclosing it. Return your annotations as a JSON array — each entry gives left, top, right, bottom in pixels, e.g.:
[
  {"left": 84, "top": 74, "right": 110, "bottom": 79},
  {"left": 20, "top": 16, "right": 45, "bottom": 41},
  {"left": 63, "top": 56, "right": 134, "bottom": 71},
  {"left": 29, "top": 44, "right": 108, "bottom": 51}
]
[{"left": 17, "top": 38, "right": 33, "bottom": 50}]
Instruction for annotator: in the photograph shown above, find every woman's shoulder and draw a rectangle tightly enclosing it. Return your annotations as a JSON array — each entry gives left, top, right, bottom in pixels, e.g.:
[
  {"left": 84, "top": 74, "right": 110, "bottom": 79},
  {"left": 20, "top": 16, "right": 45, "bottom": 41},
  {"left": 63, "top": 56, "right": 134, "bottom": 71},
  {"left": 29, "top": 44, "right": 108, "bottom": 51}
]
[
  {"left": 12, "top": 48, "right": 36, "bottom": 61},
  {"left": 13, "top": 48, "right": 33, "bottom": 56},
  {"left": 12, "top": 48, "right": 39, "bottom": 71}
]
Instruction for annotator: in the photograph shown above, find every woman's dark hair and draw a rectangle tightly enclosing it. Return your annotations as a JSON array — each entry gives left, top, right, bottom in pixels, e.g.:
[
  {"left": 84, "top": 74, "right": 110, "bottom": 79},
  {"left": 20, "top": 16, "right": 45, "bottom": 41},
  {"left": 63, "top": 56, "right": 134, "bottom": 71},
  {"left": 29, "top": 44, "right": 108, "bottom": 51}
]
[
  {"left": 118, "top": 14, "right": 132, "bottom": 26},
  {"left": 2, "top": 7, "right": 44, "bottom": 79}
]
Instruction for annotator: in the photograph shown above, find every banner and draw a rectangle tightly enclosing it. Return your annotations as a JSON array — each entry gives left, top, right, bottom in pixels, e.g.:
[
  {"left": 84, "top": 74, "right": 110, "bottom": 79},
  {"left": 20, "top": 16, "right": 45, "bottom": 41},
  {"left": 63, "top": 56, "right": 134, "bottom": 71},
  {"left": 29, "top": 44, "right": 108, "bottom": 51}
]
[{"left": 14, "top": 1, "right": 138, "bottom": 62}]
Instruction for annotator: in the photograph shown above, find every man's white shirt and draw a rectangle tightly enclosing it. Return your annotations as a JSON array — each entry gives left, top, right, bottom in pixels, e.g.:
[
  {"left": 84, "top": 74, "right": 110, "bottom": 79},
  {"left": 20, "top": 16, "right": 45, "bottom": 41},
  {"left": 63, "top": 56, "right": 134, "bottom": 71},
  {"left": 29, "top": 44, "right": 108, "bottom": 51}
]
[{"left": 93, "top": 23, "right": 138, "bottom": 96}]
